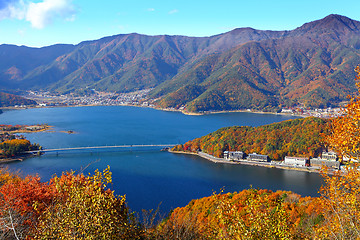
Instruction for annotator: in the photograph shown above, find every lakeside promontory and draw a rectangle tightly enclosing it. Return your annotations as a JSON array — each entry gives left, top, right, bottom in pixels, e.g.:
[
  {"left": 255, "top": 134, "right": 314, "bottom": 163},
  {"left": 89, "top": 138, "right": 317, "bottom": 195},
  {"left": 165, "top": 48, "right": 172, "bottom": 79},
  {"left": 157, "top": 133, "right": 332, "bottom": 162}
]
[
  {"left": 171, "top": 117, "right": 328, "bottom": 160},
  {"left": 169, "top": 117, "right": 343, "bottom": 173},
  {"left": 0, "top": 124, "right": 49, "bottom": 162}
]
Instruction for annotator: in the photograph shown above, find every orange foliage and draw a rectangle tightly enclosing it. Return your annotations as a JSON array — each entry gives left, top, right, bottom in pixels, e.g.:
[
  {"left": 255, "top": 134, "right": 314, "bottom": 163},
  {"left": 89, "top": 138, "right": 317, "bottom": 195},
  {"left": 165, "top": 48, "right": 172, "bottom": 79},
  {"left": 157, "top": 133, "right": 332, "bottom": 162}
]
[
  {"left": 173, "top": 117, "right": 328, "bottom": 159},
  {"left": 326, "top": 66, "right": 360, "bottom": 161},
  {"left": 161, "top": 189, "right": 322, "bottom": 239},
  {"left": 0, "top": 139, "right": 31, "bottom": 157},
  {"left": 315, "top": 166, "right": 360, "bottom": 239}
]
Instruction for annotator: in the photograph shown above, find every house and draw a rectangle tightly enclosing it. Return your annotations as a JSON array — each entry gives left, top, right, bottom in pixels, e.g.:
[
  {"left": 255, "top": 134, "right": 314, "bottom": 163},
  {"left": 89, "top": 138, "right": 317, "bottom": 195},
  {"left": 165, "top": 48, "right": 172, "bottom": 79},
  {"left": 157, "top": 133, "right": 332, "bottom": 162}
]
[
  {"left": 310, "top": 158, "right": 340, "bottom": 169},
  {"left": 281, "top": 108, "right": 294, "bottom": 113},
  {"left": 247, "top": 153, "right": 269, "bottom": 162},
  {"left": 321, "top": 151, "right": 337, "bottom": 161},
  {"left": 224, "top": 151, "right": 244, "bottom": 161},
  {"left": 309, "top": 151, "right": 340, "bottom": 169},
  {"left": 284, "top": 156, "right": 308, "bottom": 166}
]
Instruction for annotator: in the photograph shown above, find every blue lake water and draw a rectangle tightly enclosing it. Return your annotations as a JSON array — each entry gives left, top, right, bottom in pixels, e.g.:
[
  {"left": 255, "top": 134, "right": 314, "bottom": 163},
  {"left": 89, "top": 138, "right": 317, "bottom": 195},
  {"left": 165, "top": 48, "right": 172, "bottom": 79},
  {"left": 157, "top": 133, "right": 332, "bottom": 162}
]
[{"left": 0, "top": 106, "right": 323, "bottom": 214}]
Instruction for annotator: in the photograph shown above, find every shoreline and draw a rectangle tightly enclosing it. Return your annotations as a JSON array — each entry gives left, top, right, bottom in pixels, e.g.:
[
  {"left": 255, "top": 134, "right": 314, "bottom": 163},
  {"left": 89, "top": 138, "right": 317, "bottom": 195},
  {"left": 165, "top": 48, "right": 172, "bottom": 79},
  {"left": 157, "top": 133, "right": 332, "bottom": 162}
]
[
  {"left": 169, "top": 150, "right": 333, "bottom": 174},
  {"left": 0, "top": 124, "right": 53, "bottom": 135},
  {"left": 0, "top": 155, "right": 27, "bottom": 164},
  {"left": 149, "top": 105, "right": 306, "bottom": 117},
  {"left": 2, "top": 103, "right": 306, "bottom": 118}
]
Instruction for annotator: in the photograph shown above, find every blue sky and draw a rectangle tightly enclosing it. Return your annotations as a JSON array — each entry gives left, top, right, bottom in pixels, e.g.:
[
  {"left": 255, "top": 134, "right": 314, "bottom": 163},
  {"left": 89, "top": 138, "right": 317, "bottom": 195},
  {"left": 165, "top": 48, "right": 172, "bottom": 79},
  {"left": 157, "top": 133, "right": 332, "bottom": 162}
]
[{"left": 0, "top": 0, "right": 359, "bottom": 47}]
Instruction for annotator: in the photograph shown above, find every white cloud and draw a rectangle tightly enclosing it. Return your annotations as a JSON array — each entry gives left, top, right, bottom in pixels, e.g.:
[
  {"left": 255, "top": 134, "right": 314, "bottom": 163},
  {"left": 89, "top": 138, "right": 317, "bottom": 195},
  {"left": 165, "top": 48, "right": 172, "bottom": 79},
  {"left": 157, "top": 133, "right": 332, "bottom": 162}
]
[
  {"left": 0, "top": 0, "right": 76, "bottom": 29},
  {"left": 0, "top": 0, "right": 26, "bottom": 20},
  {"left": 168, "top": 9, "right": 178, "bottom": 15},
  {"left": 147, "top": 8, "right": 155, "bottom": 12},
  {"left": 26, "top": 0, "right": 76, "bottom": 29}
]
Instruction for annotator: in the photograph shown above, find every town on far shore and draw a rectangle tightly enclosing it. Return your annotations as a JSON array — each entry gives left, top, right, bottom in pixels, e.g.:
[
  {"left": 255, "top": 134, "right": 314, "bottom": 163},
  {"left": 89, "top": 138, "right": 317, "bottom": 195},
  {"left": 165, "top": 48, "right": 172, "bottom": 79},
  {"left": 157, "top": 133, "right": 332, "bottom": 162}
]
[
  {"left": 4, "top": 89, "right": 345, "bottom": 118},
  {"left": 0, "top": 90, "right": 348, "bottom": 173}
]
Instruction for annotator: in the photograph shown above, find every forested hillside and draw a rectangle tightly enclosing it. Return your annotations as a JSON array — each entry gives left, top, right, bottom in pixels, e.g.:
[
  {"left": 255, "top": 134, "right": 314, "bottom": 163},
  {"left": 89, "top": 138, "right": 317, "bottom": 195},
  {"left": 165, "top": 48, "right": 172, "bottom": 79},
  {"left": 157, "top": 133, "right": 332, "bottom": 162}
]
[
  {"left": 0, "top": 92, "right": 36, "bottom": 107},
  {"left": 0, "top": 166, "right": 358, "bottom": 239},
  {"left": 172, "top": 117, "right": 328, "bottom": 159},
  {"left": 1, "top": 15, "right": 360, "bottom": 112},
  {"left": 156, "top": 15, "right": 360, "bottom": 112}
]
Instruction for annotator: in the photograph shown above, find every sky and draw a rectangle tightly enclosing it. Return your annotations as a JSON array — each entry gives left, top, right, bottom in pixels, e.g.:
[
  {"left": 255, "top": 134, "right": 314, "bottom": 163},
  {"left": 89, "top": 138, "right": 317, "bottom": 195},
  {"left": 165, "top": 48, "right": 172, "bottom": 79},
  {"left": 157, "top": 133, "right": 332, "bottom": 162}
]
[{"left": 0, "top": 0, "right": 359, "bottom": 47}]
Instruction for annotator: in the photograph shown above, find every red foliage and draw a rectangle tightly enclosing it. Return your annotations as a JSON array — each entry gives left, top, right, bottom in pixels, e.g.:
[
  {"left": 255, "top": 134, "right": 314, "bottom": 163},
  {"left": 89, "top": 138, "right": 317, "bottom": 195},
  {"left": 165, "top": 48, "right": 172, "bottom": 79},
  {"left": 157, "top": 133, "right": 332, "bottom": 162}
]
[{"left": 0, "top": 175, "right": 57, "bottom": 225}]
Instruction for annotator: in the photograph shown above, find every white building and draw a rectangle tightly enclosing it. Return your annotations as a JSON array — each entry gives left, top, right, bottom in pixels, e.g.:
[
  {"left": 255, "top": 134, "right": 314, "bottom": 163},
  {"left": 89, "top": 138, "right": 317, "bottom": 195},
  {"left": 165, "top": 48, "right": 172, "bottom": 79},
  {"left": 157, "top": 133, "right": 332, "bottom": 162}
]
[
  {"left": 247, "top": 153, "right": 269, "bottom": 162},
  {"left": 321, "top": 151, "right": 337, "bottom": 161},
  {"left": 284, "top": 156, "right": 308, "bottom": 166},
  {"left": 224, "top": 151, "right": 244, "bottom": 161}
]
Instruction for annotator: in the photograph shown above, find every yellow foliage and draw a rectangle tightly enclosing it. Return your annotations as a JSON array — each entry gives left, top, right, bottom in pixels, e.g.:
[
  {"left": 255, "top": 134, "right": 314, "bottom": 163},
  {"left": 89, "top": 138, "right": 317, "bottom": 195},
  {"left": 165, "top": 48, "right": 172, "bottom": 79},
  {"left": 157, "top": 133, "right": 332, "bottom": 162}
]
[
  {"left": 315, "top": 166, "right": 360, "bottom": 239},
  {"left": 326, "top": 66, "right": 360, "bottom": 161},
  {"left": 0, "top": 167, "right": 20, "bottom": 186},
  {"left": 33, "top": 166, "right": 142, "bottom": 239},
  {"left": 159, "top": 189, "right": 321, "bottom": 239}
]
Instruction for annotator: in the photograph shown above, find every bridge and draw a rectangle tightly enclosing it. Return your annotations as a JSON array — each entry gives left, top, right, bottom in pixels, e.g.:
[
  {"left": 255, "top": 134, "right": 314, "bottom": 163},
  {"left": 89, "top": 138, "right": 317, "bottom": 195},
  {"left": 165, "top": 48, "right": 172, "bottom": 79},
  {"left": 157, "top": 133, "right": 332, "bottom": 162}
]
[{"left": 26, "top": 144, "right": 177, "bottom": 154}]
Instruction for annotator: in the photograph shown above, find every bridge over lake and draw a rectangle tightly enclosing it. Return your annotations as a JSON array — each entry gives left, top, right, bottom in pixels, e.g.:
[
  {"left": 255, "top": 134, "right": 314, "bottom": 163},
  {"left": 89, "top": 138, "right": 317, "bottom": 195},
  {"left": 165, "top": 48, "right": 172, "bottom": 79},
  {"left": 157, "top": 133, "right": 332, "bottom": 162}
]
[{"left": 26, "top": 144, "right": 177, "bottom": 154}]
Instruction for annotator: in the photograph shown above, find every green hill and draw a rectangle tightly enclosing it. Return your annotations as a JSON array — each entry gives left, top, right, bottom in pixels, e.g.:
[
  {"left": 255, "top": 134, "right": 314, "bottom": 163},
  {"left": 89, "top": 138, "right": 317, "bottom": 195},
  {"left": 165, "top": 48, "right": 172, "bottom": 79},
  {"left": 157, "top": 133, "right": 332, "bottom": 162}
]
[
  {"left": 0, "top": 92, "right": 36, "bottom": 107},
  {"left": 172, "top": 117, "right": 328, "bottom": 160}
]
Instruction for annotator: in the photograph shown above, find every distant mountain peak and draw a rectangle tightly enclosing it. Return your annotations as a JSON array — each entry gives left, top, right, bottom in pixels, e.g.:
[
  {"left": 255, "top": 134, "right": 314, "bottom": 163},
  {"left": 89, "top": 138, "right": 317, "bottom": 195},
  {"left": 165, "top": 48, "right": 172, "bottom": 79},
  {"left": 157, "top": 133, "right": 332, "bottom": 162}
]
[
  {"left": 323, "top": 14, "right": 350, "bottom": 21},
  {"left": 321, "top": 14, "right": 359, "bottom": 29},
  {"left": 295, "top": 14, "right": 360, "bottom": 34}
]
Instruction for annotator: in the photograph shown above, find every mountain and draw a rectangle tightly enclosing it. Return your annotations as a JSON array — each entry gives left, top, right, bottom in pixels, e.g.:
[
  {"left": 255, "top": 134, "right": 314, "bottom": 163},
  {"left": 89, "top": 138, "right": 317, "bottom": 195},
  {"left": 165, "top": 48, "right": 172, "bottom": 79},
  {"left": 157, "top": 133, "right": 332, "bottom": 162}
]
[
  {"left": 0, "top": 44, "right": 75, "bottom": 89},
  {"left": 0, "top": 92, "right": 36, "bottom": 107},
  {"left": 1, "top": 14, "right": 360, "bottom": 111},
  {"left": 2, "top": 29, "right": 284, "bottom": 94},
  {"left": 156, "top": 14, "right": 360, "bottom": 111}
]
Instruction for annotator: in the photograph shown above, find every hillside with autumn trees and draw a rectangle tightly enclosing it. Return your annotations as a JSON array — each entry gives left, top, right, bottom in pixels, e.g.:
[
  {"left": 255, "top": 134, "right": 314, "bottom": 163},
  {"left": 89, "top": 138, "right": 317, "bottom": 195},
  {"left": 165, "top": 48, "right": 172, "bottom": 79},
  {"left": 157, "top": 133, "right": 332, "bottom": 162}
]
[
  {"left": 172, "top": 117, "right": 328, "bottom": 160},
  {"left": 0, "top": 125, "right": 45, "bottom": 160},
  {"left": 1, "top": 15, "right": 360, "bottom": 112},
  {"left": 1, "top": 91, "right": 360, "bottom": 238},
  {"left": 0, "top": 165, "right": 359, "bottom": 239},
  {"left": 0, "top": 92, "right": 36, "bottom": 107}
]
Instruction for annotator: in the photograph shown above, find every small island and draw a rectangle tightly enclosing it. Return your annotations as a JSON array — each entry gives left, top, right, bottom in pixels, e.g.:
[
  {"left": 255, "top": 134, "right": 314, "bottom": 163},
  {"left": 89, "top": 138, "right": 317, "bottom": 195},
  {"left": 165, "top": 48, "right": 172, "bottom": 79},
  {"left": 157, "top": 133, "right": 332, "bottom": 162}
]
[
  {"left": 0, "top": 124, "right": 51, "bottom": 134},
  {"left": 0, "top": 124, "right": 49, "bottom": 162}
]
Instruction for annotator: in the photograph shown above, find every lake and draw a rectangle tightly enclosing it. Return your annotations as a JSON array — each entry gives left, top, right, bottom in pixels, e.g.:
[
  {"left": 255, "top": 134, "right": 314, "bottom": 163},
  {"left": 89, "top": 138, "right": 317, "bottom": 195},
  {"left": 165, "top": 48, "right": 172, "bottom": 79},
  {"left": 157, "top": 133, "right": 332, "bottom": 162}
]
[{"left": 0, "top": 106, "right": 323, "bottom": 214}]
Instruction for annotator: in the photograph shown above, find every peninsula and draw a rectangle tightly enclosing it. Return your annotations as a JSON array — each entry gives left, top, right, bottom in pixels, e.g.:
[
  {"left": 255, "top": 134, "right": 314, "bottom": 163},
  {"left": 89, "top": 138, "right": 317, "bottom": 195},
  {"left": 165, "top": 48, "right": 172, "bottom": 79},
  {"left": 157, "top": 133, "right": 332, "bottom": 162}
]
[
  {"left": 170, "top": 117, "right": 341, "bottom": 174},
  {"left": 0, "top": 124, "right": 49, "bottom": 162}
]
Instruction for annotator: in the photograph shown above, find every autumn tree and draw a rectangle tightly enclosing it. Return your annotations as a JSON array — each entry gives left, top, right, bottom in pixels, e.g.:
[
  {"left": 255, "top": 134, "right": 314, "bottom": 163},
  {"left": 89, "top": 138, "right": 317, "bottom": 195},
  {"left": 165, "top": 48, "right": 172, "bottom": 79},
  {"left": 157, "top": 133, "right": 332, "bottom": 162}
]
[
  {"left": 0, "top": 139, "right": 31, "bottom": 157},
  {"left": 172, "top": 117, "right": 327, "bottom": 159},
  {"left": 158, "top": 189, "right": 323, "bottom": 240},
  {"left": 316, "top": 65, "right": 360, "bottom": 238},
  {"left": 0, "top": 170, "right": 56, "bottom": 239},
  {"left": 315, "top": 167, "right": 360, "bottom": 239},
  {"left": 32, "top": 166, "right": 143, "bottom": 239},
  {"left": 0, "top": 167, "right": 144, "bottom": 239},
  {"left": 326, "top": 66, "right": 360, "bottom": 161}
]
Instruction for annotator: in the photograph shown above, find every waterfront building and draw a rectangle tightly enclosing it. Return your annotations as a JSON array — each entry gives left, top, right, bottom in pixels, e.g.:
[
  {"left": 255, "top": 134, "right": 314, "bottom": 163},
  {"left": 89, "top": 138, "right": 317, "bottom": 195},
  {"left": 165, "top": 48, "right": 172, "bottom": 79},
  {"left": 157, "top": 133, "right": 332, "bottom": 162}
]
[
  {"left": 284, "top": 156, "right": 308, "bottom": 166},
  {"left": 224, "top": 151, "right": 244, "bottom": 161},
  {"left": 310, "top": 151, "right": 340, "bottom": 169},
  {"left": 321, "top": 151, "right": 337, "bottom": 161},
  {"left": 247, "top": 153, "right": 269, "bottom": 162},
  {"left": 310, "top": 158, "right": 340, "bottom": 169},
  {"left": 281, "top": 108, "right": 294, "bottom": 113}
]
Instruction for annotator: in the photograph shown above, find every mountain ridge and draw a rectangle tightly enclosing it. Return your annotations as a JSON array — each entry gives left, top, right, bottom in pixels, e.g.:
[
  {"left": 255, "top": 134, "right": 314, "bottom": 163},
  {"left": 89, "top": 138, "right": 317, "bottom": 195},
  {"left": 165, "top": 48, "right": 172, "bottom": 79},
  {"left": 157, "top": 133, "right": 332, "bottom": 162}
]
[{"left": 1, "top": 14, "right": 360, "bottom": 111}]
